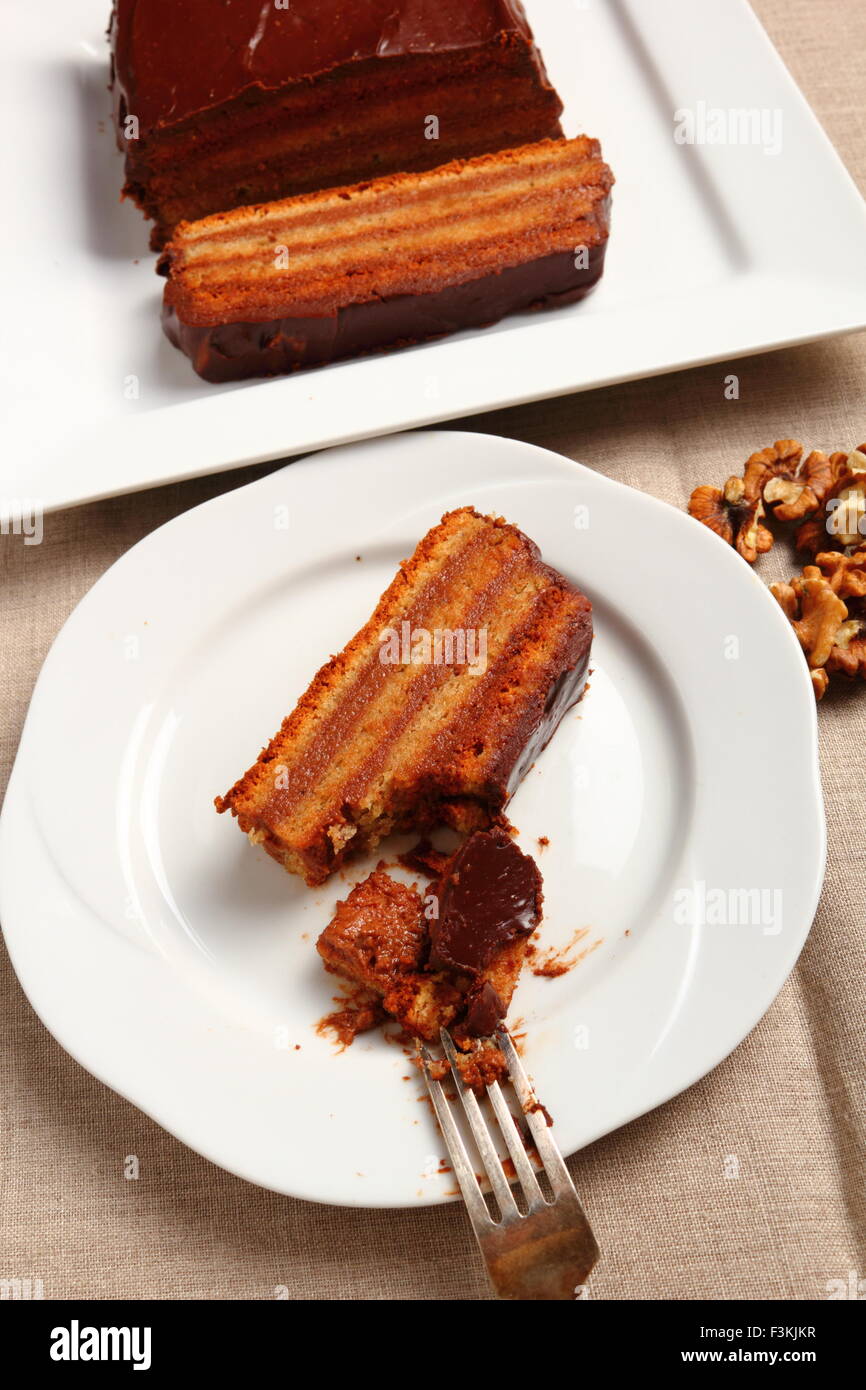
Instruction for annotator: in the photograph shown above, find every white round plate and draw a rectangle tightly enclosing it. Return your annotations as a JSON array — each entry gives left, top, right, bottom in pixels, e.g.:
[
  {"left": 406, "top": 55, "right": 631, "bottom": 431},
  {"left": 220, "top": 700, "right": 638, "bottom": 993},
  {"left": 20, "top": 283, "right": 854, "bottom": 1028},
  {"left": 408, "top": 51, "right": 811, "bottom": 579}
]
[{"left": 0, "top": 432, "right": 825, "bottom": 1206}]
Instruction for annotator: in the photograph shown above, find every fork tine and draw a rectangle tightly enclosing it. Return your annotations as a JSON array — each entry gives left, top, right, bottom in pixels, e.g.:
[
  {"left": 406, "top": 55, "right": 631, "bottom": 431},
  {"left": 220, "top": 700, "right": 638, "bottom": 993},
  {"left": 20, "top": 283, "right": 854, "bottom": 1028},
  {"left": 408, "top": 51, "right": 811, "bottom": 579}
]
[
  {"left": 423, "top": 1032, "right": 599, "bottom": 1299},
  {"left": 417, "top": 1043, "right": 493, "bottom": 1231},
  {"left": 439, "top": 1030, "right": 520, "bottom": 1220},
  {"left": 496, "top": 1026, "right": 578, "bottom": 1197},
  {"left": 485, "top": 1080, "right": 546, "bottom": 1210}
]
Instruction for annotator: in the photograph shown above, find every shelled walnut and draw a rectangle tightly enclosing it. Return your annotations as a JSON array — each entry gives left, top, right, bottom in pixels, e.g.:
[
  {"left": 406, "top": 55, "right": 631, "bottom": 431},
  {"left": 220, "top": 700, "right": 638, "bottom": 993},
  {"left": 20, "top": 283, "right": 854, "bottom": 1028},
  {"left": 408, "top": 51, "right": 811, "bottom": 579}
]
[
  {"left": 796, "top": 448, "right": 866, "bottom": 555},
  {"left": 760, "top": 446, "right": 834, "bottom": 522},
  {"left": 771, "top": 562, "right": 866, "bottom": 700},
  {"left": 688, "top": 438, "right": 828, "bottom": 561},
  {"left": 813, "top": 549, "right": 866, "bottom": 600},
  {"left": 688, "top": 474, "right": 774, "bottom": 563},
  {"left": 687, "top": 437, "right": 866, "bottom": 702}
]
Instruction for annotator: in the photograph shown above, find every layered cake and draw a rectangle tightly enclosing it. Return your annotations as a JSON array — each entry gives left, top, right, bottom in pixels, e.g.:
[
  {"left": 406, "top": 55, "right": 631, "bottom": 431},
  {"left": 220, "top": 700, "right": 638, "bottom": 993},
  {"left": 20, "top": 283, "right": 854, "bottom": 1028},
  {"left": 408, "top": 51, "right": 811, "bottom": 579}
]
[
  {"left": 159, "top": 137, "right": 613, "bottom": 381},
  {"left": 109, "top": 0, "right": 564, "bottom": 246},
  {"left": 317, "top": 828, "right": 543, "bottom": 1043},
  {"left": 216, "top": 508, "right": 593, "bottom": 886}
]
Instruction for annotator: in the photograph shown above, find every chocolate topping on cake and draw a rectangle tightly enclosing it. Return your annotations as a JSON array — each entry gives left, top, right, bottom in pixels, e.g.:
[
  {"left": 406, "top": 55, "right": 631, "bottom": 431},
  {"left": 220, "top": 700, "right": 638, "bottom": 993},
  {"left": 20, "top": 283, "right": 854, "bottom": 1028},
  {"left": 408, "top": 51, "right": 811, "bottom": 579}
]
[
  {"left": 430, "top": 828, "right": 542, "bottom": 976},
  {"left": 111, "top": 0, "right": 540, "bottom": 132},
  {"left": 462, "top": 980, "right": 509, "bottom": 1037}
]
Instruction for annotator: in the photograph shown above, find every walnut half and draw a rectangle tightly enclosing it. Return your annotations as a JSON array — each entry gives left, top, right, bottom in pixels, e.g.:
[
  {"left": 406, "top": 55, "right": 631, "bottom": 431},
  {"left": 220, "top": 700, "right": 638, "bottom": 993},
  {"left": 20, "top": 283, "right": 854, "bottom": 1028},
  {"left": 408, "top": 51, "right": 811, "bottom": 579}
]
[
  {"left": 797, "top": 448, "right": 866, "bottom": 555},
  {"left": 761, "top": 447, "right": 834, "bottom": 523},
  {"left": 688, "top": 438, "right": 828, "bottom": 562},
  {"left": 771, "top": 562, "right": 866, "bottom": 700},
  {"left": 813, "top": 549, "right": 866, "bottom": 600},
  {"left": 689, "top": 475, "right": 773, "bottom": 564}
]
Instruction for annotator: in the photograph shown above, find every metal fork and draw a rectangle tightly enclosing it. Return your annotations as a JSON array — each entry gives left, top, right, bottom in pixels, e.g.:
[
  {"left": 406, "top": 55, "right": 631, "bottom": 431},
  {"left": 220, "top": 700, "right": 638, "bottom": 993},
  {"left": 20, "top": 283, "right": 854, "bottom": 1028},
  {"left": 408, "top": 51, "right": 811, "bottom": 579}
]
[{"left": 419, "top": 1025, "right": 599, "bottom": 1300}]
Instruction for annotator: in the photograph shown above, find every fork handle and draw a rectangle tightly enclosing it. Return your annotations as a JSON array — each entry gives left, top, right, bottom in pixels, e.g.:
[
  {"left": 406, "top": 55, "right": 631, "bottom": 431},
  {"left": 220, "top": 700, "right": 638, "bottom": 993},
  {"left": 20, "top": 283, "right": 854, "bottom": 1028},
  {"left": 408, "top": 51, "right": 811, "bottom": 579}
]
[{"left": 484, "top": 1204, "right": 600, "bottom": 1300}]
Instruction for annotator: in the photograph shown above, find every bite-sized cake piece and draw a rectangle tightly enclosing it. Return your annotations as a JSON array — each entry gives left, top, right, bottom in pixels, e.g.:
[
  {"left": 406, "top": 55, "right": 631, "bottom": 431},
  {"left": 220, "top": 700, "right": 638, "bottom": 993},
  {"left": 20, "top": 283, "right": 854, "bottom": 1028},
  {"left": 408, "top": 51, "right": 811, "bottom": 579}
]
[
  {"left": 217, "top": 508, "right": 593, "bottom": 886},
  {"left": 316, "top": 873, "right": 458, "bottom": 1039},
  {"left": 316, "top": 829, "right": 543, "bottom": 1042},
  {"left": 398, "top": 839, "right": 451, "bottom": 879},
  {"left": 315, "top": 871, "right": 427, "bottom": 994},
  {"left": 316, "top": 871, "right": 463, "bottom": 1037},
  {"left": 159, "top": 137, "right": 613, "bottom": 381},
  {"left": 109, "top": 0, "right": 564, "bottom": 247}
]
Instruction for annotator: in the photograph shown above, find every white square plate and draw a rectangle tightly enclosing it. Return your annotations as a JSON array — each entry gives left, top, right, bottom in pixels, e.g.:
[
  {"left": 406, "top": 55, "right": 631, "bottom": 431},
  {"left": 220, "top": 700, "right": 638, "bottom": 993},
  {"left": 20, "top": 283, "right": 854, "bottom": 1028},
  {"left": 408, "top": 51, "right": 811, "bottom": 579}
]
[{"left": 3, "top": 0, "right": 866, "bottom": 513}]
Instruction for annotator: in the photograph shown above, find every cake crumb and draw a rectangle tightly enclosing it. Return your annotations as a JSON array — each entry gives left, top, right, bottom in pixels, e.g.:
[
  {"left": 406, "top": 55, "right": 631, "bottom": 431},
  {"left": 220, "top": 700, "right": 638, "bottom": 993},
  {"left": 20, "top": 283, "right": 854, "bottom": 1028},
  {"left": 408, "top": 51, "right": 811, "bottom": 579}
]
[
  {"left": 452, "top": 1042, "right": 509, "bottom": 1095},
  {"left": 315, "top": 987, "right": 385, "bottom": 1049},
  {"left": 525, "top": 1099, "right": 554, "bottom": 1127},
  {"left": 531, "top": 927, "right": 594, "bottom": 978},
  {"left": 398, "top": 838, "right": 450, "bottom": 878}
]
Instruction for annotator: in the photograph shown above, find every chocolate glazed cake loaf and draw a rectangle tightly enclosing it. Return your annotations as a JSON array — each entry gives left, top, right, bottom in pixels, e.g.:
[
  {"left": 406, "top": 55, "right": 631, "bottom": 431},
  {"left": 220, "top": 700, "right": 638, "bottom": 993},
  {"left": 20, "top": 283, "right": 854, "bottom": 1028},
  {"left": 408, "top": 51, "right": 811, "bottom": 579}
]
[
  {"left": 216, "top": 508, "right": 593, "bottom": 887},
  {"left": 109, "top": 0, "right": 564, "bottom": 247},
  {"left": 159, "top": 137, "right": 613, "bottom": 381}
]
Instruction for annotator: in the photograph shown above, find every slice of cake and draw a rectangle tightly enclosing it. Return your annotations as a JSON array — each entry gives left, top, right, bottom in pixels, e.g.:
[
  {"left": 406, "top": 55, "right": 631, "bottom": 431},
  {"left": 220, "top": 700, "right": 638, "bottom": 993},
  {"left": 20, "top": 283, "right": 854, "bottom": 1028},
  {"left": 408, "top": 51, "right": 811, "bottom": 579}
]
[
  {"left": 216, "top": 508, "right": 593, "bottom": 886},
  {"left": 316, "top": 828, "right": 543, "bottom": 1043},
  {"left": 158, "top": 137, "right": 613, "bottom": 381},
  {"left": 109, "top": 0, "right": 564, "bottom": 247}
]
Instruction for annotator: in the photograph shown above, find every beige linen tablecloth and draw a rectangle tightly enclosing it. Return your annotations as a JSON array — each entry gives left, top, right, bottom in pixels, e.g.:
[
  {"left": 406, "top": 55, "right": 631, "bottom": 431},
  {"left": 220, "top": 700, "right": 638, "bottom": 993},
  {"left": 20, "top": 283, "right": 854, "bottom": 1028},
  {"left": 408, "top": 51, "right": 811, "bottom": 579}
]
[{"left": 2, "top": 0, "right": 864, "bottom": 1300}]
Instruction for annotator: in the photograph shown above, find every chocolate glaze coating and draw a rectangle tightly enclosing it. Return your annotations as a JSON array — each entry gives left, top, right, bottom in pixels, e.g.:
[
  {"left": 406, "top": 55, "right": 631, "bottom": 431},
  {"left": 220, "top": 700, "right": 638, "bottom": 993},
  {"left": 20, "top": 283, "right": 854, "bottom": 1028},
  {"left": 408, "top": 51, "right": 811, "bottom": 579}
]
[
  {"left": 110, "top": 0, "right": 544, "bottom": 134},
  {"left": 504, "top": 652, "right": 592, "bottom": 801},
  {"left": 162, "top": 243, "right": 608, "bottom": 383},
  {"left": 430, "top": 828, "right": 542, "bottom": 975},
  {"left": 462, "top": 981, "right": 507, "bottom": 1037}
]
